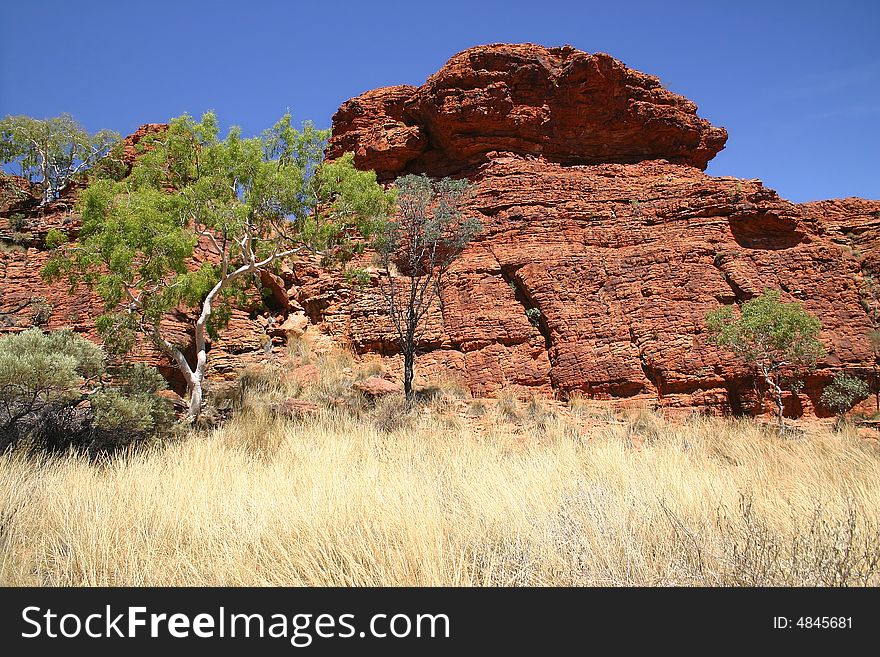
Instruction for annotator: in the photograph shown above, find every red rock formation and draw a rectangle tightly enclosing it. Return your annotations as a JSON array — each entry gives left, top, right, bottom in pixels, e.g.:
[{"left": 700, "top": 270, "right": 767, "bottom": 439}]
[
  {"left": 3, "top": 43, "right": 879, "bottom": 419},
  {"left": 804, "top": 198, "right": 880, "bottom": 277},
  {"left": 319, "top": 43, "right": 880, "bottom": 416},
  {"left": 328, "top": 43, "right": 727, "bottom": 179},
  {"left": 352, "top": 376, "right": 401, "bottom": 397},
  {"left": 303, "top": 154, "right": 880, "bottom": 414},
  {"left": 119, "top": 123, "right": 168, "bottom": 169}
]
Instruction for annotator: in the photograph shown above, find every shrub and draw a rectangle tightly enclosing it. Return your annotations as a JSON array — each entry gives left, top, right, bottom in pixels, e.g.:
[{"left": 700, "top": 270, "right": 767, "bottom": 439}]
[
  {"left": 821, "top": 373, "right": 869, "bottom": 428},
  {"left": 95, "top": 365, "right": 174, "bottom": 432},
  {"left": 0, "top": 328, "right": 103, "bottom": 451},
  {"left": 0, "top": 329, "right": 172, "bottom": 456},
  {"left": 525, "top": 307, "right": 542, "bottom": 327},
  {"left": 467, "top": 399, "right": 488, "bottom": 417},
  {"left": 8, "top": 213, "right": 26, "bottom": 232}
]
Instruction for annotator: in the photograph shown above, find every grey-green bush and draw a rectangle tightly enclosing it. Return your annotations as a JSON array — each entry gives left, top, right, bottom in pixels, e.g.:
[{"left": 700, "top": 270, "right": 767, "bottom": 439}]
[
  {"left": 0, "top": 329, "right": 172, "bottom": 455},
  {"left": 0, "top": 328, "right": 103, "bottom": 448},
  {"left": 821, "top": 373, "right": 869, "bottom": 427}
]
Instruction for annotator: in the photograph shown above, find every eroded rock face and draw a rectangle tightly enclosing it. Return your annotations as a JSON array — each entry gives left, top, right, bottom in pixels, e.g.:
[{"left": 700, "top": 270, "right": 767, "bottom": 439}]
[
  {"left": 319, "top": 43, "right": 880, "bottom": 416},
  {"left": 328, "top": 43, "right": 728, "bottom": 179},
  {"left": 3, "top": 43, "right": 879, "bottom": 419},
  {"left": 301, "top": 155, "right": 879, "bottom": 414}
]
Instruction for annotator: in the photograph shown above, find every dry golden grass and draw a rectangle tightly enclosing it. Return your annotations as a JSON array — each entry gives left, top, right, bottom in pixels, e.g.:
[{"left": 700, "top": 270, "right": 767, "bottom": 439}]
[{"left": 2, "top": 354, "right": 879, "bottom": 586}]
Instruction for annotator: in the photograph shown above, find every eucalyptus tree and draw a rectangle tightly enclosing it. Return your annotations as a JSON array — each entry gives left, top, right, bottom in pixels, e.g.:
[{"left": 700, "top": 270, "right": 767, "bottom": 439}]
[
  {"left": 44, "top": 111, "right": 393, "bottom": 421},
  {"left": 706, "top": 289, "right": 825, "bottom": 434},
  {"left": 0, "top": 114, "right": 120, "bottom": 205}
]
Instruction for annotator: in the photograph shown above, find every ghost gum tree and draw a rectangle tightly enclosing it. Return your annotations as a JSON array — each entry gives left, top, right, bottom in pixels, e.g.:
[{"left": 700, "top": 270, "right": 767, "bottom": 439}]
[
  {"left": 43, "top": 112, "right": 393, "bottom": 421},
  {"left": 0, "top": 114, "right": 120, "bottom": 206}
]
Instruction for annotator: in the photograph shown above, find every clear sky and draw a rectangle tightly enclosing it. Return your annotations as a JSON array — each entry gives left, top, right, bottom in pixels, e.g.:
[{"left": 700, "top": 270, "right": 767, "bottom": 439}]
[{"left": 1, "top": 0, "right": 877, "bottom": 202}]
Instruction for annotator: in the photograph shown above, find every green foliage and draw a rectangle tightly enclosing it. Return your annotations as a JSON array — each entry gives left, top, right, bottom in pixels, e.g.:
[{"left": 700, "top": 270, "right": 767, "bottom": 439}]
[
  {"left": 0, "top": 328, "right": 104, "bottom": 449},
  {"left": 370, "top": 174, "right": 481, "bottom": 400},
  {"left": 44, "top": 228, "right": 68, "bottom": 249},
  {"left": 91, "top": 391, "right": 155, "bottom": 433},
  {"left": 43, "top": 112, "right": 393, "bottom": 363},
  {"left": 706, "top": 289, "right": 825, "bottom": 371},
  {"left": 525, "top": 307, "right": 542, "bottom": 327},
  {"left": 706, "top": 289, "right": 825, "bottom": 431},
  {"left": 6, "top": 212, "right": 30, "bottom": 246},
  {"left": 0, "top": 114, "right": 120, "bottom": 204},
  {"left": 372, "top": 175, "right": 480, "bottom": 275},
  {"left": 0, "top": 327, "right": 104, "bottom": 403},
  {"left": 11, "top": 231, "right": 32, "bottom": 247},
  {"left": 820, "top": 373, "right": 869, "bottom": 417},
  {"left": 731, "top": 180, "right": 744, "bottom": 202},
  {"left": 8, "top": 213, "right": 26, "bottom": 232},
  {"left": 310, "top": 152, "right": 396, "bottom": 263},
  {"left": 344, "top": 267, "right": 372, "bottom": 287},
  {"left": 86, "top": 141, "right": 129, "bottom": 182},
  {"left": 0, "top": 329, "right": 172, "bottom": 455},
  {"left": 92, "top": 364, "right": 174, "bottom": 435}
]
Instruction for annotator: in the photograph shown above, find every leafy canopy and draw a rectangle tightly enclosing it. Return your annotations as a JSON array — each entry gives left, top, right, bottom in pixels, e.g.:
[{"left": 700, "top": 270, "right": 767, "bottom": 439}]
[
  {"left": 705, "top": 289, "right": 825, "bottom": 372},
  {"left": 43, "top": 111, "right": 393, "bottom": 353},
  {"left": 0, "top": 328, "right": 105, "bottom": 416},
  {"left": 820, "top": 373, "right": 869, "bottom": 416},
  {"left": 0, "top": 114, "right": 119, "bottom": 203},
  {"left": 372, "top": 174, "right": 480, "bottom": 276}
]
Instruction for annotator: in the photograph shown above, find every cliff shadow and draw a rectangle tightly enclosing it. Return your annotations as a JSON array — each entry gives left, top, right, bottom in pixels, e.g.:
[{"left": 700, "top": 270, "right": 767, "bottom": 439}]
[{"left": 728, "top": 211, "right": 804, "bottom": 250}]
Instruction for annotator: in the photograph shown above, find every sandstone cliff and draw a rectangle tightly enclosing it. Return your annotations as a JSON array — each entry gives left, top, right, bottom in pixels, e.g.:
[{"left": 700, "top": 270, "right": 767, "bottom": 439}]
[
  {"left": 328, "top": 44, "right": 727, "bottom": 178},
  {"left": 324, "top": 43, "right": 880, "bottom": 415},
  {"left": 2, "top": 43, "right": 878, "bottom": 417}
]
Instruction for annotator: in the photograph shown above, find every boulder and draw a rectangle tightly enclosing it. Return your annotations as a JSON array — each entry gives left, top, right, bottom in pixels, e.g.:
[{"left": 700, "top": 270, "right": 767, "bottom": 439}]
[{"left": 352, "top": 376, "right": 401, "bottom": 397}]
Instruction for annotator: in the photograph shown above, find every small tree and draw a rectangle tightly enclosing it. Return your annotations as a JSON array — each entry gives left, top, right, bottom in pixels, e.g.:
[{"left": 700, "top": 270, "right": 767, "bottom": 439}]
[
  {"left": 820, "top": 373, "right": 869, "bottom": 429},
  {"left": 868, "top": 329, "right": 880, "bottom": 412},
  {"left": 43, "top": 112, "right": 392, "bottom": 422},
  {"left": 0, "top": 114, "right": 120, "bottom": 206},
  {"left": 370, "top": 174, "right": 480, "bottom": 402},
  {"left": 706, "top": 289, "right": 825, "bottom": 434}
]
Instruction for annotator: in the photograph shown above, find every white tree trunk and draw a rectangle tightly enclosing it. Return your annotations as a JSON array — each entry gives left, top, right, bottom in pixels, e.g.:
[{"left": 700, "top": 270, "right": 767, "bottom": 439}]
[
  {"left": 158, "top": 339, "right": 202, "bottom": 424},
  {"left": 185, "top": 368, "right": 204, "bottom": 424},
  {"left": 762, "top": 367, "right": 786, "bottom": 436},
  {"left": 159, "top": 246, "right": 301, "bottom": 424}
]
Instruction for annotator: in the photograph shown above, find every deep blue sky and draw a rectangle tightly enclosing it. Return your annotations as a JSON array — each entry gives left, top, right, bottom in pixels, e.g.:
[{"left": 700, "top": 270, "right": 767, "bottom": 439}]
[{"left": 1, "top": 0, "right": 877, "bottom": 202}]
